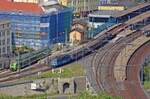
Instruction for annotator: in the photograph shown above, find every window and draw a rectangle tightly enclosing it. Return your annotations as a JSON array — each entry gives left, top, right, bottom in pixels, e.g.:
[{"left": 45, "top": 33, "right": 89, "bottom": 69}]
[
  {"left": 7, "top": 23, "right": 10, "bottom": 28},
  {"left": 6, "top": 30, "right": 10, "bottom": 35},
  {"left": 3, "top": 47, "right": 5, "bottom": 53},
  {"left": 7, "top": 38, "right": 10, "bottom": 44},
  {"left": 2, "top": 31, "right": 5, "bottom": 36},
  {"left": 7, "top": 46, "right": 10, "bottom": 53},
  {"left": 89, "top": 17, "right": 109, "bottom": 23},
  {"left": 0, "top": 48, "right": 1, "bottom": 55},
  {"left": 2, "top": 39, "right": 5, "bottom": 45}
]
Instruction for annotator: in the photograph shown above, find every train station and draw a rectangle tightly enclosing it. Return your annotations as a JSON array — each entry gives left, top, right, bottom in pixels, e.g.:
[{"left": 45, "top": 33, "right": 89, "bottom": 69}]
[{"left": 0, "top": 0, "right": 150, "bottom": 99}]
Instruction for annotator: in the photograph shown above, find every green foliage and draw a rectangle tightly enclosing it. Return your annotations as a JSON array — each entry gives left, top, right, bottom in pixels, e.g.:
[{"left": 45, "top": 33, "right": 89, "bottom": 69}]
[
  {"left": 0, "top": 94, "right": 14, "bottom": 99},
  {"left": 22, "top": 63, "right": 85, "bottom": 80},
  {"left": 143, "top": 61, "right": 150, "bottom": 89},
  {"left": 0, "top": 92, "right": 122, "bottom": 99},
  {"left": 144, "top": 66, "right": 150, "bottom": 81},
  {"left": 74, "top": 92, "right": 122, "bottom": 99},
  {"left": 14, "top": 45, "right": 34, "bottom": 54},
  {"left": 144, "top": 81, "right": 150, "bottom": 89}
]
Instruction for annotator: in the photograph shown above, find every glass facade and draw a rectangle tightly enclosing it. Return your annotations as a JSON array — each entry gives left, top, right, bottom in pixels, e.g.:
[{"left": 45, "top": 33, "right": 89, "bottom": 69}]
[
  {"left": 41, "top": 9, "right": 73, "bottom": 48},
  {"left": 0, "top": 8, "right": 73, "bottom": 50}
]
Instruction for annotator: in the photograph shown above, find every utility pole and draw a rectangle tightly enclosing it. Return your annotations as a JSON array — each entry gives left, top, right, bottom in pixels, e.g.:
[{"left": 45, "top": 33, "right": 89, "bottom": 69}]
[{"left": 17, "top": 51, "right": 20, "bottom": 73}]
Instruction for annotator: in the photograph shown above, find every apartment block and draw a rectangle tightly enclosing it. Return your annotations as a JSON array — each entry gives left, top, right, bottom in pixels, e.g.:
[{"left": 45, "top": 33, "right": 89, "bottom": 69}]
[
  {"left": 0, "top": 21, "right": 12, "bottom": 56},
  {"left": 0, "top": 21, "right": 12, "bottom": 69},
  {"left": 0, "top": 1, "right": 73, "bottom": 50}
]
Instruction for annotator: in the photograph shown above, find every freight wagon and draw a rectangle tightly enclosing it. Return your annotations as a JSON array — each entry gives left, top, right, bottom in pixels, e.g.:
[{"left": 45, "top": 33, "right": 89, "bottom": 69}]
[{"left": 50, "top": 34, "right": 114, "bottom": 67}]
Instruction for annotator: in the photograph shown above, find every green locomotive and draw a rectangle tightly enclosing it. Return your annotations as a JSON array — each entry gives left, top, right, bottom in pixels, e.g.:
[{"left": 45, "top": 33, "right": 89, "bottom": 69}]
[{"left": 10, "top": 48, "right": 51, "bottom": 71}]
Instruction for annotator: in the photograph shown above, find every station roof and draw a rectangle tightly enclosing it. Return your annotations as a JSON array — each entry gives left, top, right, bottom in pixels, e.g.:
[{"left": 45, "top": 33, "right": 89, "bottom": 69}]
[
  {"left": 88, "top": 10, "right": 121, "bottom": 18},
  {"left": 113, "top": 3, "right": 150, "bottom": 18},
  {"left": 125, "top": 11, "right": 150, "bottom": 25},
  {"left": 0, "top": 1, "right": 44, "bottom": 14}
]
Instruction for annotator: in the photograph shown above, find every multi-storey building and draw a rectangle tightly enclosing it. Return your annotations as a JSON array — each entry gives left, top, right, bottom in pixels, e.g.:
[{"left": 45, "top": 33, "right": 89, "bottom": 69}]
[
  {"left": 0, "top": 21, "right": 12, "bottom": 69},
  {"left": 0, "top": 21, "right": 12, "bottom": 56},
  {"left": 58, "top": 0, "right": 99, "bottom": 17},
  {"left": 0, "top": 1, "right": 73, "bottom": 50}
]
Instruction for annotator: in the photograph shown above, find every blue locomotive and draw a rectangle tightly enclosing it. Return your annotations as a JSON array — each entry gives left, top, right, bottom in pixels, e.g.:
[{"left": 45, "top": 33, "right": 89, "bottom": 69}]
[
  {"left": 50, "top": 35, "right": 112, "bottom": 68},
  {"left": 50, "top": 55, "right": 73, "bottom": 68}
]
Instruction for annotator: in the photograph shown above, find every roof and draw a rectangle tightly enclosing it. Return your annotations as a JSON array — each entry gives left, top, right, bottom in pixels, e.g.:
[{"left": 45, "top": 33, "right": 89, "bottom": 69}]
[
  {"left": 42, "top": 4, "right": 66, "bottom": 13},
  {"left": 125, "top": 11, "right": 150, "bottom": 25},
  {"left": 0, "top": 1, "right": 44, "bottom": 14},
  {"left": 41, "top": 0, "right": 58, "bottom": 6},
  {"left": 113, "top": 3, "right": 150, "bottom": 17},
  {"left": 73, "top": 20, "right": 88, "bottom": 27},
  {"left": 71, "top": 28, "right": 86, "bottom": 34},
  {"left": 88, "top": 10, "right": 121, "bottom": 18},
  {"left": 99, "top": 4, "right": 125, "bottom": 6}
]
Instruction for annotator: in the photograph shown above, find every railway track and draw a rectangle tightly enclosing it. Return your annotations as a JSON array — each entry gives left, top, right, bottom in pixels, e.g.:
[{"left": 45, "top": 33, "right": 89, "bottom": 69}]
[
  {"left": 0, "top": 8, "right": 144, "bottom": 83},
  {"left": 124, "top": 40, "right": 150, "bottom": 99},
  {"left": 0, "top": 3, "right": 149, "bottom": 91},
  {"left": 0, "top": 62, "right": 51, "bottom": 83},
  {"left": 90, "top": 25, "right": 150, "bottom": 99},
  {"left": 93, "top": 29, "right": 143, "bottom": 92},
  {"left": 85, "top": 7, "right": 150, "bottom": 99},
  {"left": 0, "top": 66, "right": 51, "bottom": 83},
  {"left": 0, "top": 63, "right": 48, "bottom": 79}
]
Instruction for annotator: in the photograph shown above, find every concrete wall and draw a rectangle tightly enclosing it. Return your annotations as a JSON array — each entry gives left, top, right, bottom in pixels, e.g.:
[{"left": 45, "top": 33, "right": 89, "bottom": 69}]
[{"left": 0, "top": 76, "right": 86, "bottom": 96}]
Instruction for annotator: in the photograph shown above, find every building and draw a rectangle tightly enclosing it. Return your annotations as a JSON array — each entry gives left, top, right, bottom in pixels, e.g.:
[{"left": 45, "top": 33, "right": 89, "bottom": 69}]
[
  {"left": 69, "top": 29, "right": 85, "bottom": 44},
  {"left": 0, "top": 1, "right": 73, "bottom": 50},
  {"left": 70, "top": 20, "right": 88, "bottom": 44},
  {"left": 58, "top": 0, "right": 99, "bottom": 17},
  {"left": 88, "top": 10, "right": 120, "bottom": 28},
  {"left": 0, "top": 21, "right": 12, "bottom": 56},
  {"left": 0, "top": 21, "right": 12, "bottom": 69},
  {"left": 88, "top": 3, "right": 150, "bottom": 38},
  {"left": 98, "top": 4, "right": 125, "bottom": 11}
]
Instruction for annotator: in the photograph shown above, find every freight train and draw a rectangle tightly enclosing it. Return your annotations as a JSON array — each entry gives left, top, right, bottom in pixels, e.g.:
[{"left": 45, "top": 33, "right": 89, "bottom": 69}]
[
  {"left": 50, "top": 32, "right": 115, "bottom": 67},
  {"left": 9, "top": 23, "right": 125, "bottom": 71},
  {"left": 50, "top": 23, "right": 127, "bottom": 67}
]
